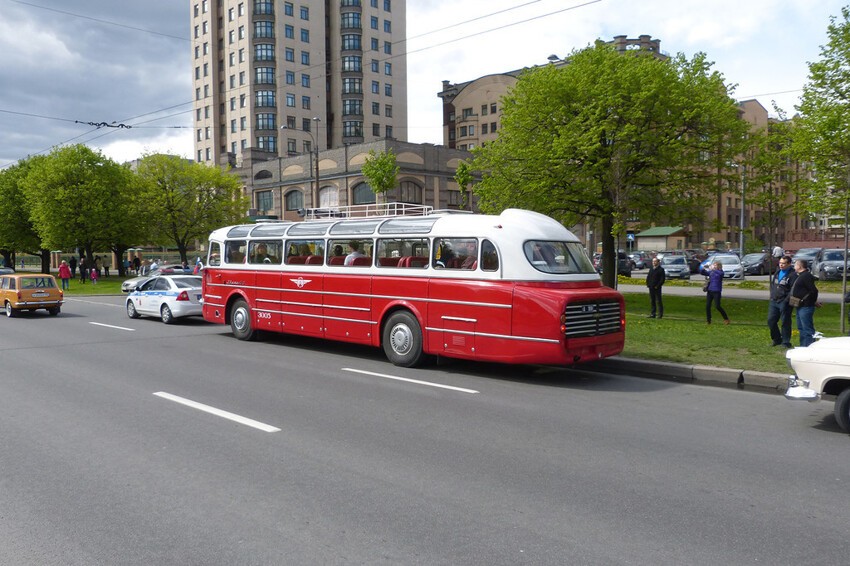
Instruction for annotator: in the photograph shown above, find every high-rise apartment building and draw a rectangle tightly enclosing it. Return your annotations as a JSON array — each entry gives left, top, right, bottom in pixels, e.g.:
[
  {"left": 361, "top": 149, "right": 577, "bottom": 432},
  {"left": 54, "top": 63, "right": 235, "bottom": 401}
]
[{"left": 190, "top": 0, "right": 408, "bottom": 166}]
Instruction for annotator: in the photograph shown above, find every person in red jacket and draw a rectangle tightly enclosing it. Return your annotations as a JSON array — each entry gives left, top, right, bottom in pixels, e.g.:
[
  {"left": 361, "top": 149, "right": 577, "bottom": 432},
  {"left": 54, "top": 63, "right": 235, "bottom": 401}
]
[{"left": 58, "top": 260, "right": 71, "bottom": 290}]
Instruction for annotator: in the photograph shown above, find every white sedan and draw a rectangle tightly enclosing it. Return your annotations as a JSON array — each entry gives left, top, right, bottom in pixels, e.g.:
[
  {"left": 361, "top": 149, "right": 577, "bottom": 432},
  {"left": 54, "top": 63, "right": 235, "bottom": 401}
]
[
  {"left": 125, "top": 275, "right": 203, "bottom": 324},
  {"left": 786, "top": 336, "right": 850, "bottom": 432}
]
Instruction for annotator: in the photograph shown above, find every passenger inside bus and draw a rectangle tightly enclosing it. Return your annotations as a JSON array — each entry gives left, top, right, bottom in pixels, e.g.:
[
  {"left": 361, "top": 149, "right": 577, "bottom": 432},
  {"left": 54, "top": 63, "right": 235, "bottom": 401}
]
[
  {"left": 250, "top": 242, "right": 279, "bottom": 264},
  {"left": 344, "top": 241, "right": 365, "bottom": 266}
]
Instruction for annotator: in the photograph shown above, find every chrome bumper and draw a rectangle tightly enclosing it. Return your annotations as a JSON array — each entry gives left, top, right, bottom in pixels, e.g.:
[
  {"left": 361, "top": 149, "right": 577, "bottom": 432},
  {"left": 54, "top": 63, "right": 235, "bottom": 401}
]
[{"left": 785, "top": 376, "right": 819, "bottom": 402}]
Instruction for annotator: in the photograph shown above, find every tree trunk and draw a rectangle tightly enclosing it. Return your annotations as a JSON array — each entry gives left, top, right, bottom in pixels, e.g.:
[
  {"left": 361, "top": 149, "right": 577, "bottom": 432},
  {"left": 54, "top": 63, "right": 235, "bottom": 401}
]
[{"left": 600, "top": 214, "right": 617, "bottom": 289}]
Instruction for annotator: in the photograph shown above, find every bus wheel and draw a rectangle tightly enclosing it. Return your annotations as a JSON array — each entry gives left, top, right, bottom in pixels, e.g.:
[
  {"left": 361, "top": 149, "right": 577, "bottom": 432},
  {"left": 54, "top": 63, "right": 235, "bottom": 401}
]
[
  {"left": 230, "top": 299, "right": 256, "bottom": 341},
  {"left": 383, "top": 311, "right": 424, "bottom": 367}
]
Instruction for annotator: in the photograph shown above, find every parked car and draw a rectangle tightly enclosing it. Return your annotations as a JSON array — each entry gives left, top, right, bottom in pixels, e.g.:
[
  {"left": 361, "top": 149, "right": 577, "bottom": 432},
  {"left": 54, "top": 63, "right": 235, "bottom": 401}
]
[
  {"left": 791, "top": 247, "right": 823, "bottom": 269},
  {"left": 125, "top": 275, "right": 203, "bottom": 324},
  {"left": 593, "top": 251, "right": 632, "bottom": 277},
  {"left": 0, "top": 267, "right": 15, "bottom": 275},
  {"left": 628, "top": 251, "right": 651, "bottom": 270},
  {"left": 812, "top": 248, "right": 847, "bottom": 281},
  {"left": 121, "top": 263, "right": 192, "bottom": 293},
  {"left": 660, "top": 255, "right": 690, "bottom": 279},
  {"left": 785, "top": 336, "right": 850, "bottom": 432},
  {"left": 741, "top": 252, "right": 777, "bottom": 275},
  {"left": 0, "top": 273, "right": 63, "bottom": 317},
  {"left": 701, "top": 254, "right": 744, "bottom": 279}
]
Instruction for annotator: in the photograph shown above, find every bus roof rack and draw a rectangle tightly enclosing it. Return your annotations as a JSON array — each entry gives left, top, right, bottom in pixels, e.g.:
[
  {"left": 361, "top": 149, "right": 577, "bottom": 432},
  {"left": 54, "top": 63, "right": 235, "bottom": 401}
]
[{"left": 301, "top": 202, "right": 433, "bottom": 221}]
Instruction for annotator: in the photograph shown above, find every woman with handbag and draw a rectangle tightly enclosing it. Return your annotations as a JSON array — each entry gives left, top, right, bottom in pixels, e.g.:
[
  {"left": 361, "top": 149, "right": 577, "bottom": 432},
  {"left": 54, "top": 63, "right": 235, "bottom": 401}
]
[
  {"left": 791, "top": 259, "right": 820, "bottom": 347},
  {"left": 705, "top": 261, "right": 730, "bottom": 325}
]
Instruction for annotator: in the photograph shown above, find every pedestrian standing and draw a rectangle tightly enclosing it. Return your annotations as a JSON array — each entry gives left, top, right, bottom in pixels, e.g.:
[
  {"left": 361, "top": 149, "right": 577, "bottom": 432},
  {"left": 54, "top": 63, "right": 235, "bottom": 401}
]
[
  {"left": 705, "top": 261, "right": 730, "bottom": 325},
  {"left": 79, "top": 256, "right": 88, "bottom": 284},
  {"left": 58, "top": 260, "right": 71, "bottom": 290},
  {"left": 69, "top": 256, "right": 77, "bottom": 279},
  {"left": 791, "top": 259, "right": 820, "bottom": 347},
  {"left": 767, "top": 255, "right": 796, "bottom": 348},
  {"left": 646, "top": 257, "right": 665, "bottom": 318}
]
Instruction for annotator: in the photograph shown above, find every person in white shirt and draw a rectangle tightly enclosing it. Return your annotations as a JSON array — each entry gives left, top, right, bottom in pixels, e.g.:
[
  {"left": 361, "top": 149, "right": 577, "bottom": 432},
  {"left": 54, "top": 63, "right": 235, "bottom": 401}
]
[{"left": 344, "top": 241, "right": 365, "bottom": 266}]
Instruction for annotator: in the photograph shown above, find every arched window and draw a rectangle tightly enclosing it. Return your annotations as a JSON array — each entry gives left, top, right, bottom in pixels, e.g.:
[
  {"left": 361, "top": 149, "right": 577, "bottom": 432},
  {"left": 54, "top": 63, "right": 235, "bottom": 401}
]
[
  {"left": 285, "top": 189, "right": 304, "bottom": 211},
  {"left": 254, "top": 169, "right": 273, "bottom": 180},
  {"left": 352, "top": 182, "right": 376, "bottom": 205},
  {"left": 318, "top": 186, "right": 339, "bottom": 208},
  {"left": 398, "top": 181, "right": 422, "bottom": 204}
]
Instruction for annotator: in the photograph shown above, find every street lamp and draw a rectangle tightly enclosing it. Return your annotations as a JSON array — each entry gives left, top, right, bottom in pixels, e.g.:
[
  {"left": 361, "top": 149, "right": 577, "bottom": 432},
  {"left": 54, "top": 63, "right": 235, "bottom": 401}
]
[{"left": 281, "top": 116, "right": 321, "bottom": 213}]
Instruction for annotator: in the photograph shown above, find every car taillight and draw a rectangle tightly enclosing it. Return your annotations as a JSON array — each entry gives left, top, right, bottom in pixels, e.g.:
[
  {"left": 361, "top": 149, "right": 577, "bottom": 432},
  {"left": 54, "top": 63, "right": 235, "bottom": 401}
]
[{"left": 176, "top": 291, "right": 190, "bottom": 301}]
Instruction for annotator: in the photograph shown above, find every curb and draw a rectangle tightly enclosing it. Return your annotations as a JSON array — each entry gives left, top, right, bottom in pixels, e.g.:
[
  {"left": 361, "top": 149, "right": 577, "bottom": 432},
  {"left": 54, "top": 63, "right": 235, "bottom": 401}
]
[{"left": 582, "top": 356, "right": 788, "bottom": 394}]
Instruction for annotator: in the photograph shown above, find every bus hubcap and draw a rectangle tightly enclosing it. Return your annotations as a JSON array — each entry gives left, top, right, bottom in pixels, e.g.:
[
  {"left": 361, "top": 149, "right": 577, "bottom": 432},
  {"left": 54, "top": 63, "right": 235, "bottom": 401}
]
[
  {"left": 234, "top": 309, "right": 247, "bottom": 330},
  {"left": 390, "top": 324, "right": 412, "bottom": 355}
]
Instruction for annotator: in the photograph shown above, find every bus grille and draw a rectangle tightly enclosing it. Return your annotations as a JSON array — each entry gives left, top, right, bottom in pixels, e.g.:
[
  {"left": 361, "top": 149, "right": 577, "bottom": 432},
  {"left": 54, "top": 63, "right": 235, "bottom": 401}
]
[{"left": 562, "top": 300, "right": 622, "bottom": 338}]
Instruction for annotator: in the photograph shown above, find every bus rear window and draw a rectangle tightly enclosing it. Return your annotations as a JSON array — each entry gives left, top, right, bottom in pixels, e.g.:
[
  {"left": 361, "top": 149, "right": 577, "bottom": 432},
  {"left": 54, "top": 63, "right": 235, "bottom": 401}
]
[{"left": 524, "top": 241, "right": 595, "bottom": 274}]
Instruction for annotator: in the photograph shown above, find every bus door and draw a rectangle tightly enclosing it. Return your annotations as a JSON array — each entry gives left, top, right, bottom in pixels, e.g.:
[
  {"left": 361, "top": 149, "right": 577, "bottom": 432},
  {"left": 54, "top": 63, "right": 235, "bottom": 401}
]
[
  {"left": 279, "top": 239, "right": 325, "bottom": 337},
  {"left": 246, "top": 240, "right": 285, "bottom": 331},
  {"left": 324, "top": 239, "right": 373, "bottom": 342}
]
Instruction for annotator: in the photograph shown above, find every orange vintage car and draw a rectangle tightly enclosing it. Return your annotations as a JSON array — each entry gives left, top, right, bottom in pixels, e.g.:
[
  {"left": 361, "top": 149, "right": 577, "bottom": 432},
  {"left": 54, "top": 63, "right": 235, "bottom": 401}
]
[{"left": 0, "top": 273, "right": 64, "bottom": 317}]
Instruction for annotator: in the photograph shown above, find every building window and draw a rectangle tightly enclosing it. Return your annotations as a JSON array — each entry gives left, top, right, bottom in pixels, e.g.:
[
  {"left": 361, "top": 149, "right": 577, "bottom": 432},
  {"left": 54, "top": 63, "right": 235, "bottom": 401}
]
[
  {"left": 482, "top": 123, "right": 488, "bottom": 134},
  {"left": 342, "top": 77, "right": 362, "bottom": 94},
  {"left": 383, "top": 20, "right": 391, "bottom": 33},
  {"left": 301, "top": 74, "right": 310, "bottom": 87},
  {"left": 341, "top": 0, "right": 361, "bottom": 6},
  {"left": 255, "top": 67, "right": 275, "bottom": 84},
  {"left": 384, "top": 62, "right": 391, "bottom": 75},
  {"left": 256, "top": 113, "right": 276, "bottom": 130},
  {"left": 370, "top": 16, "right": 378, "bottom": 30},
  {"left": 287, "top": 138, "right": 296, "bottom": 153},
  {"left": 353, "top": 182, "right": 376, "bottom": 205},
  {"left": 343, "top": 121, "right": 363, "bottom": 137},
  {"left": 254, "top": 0, "right": 273, "bottom": 15},
  {"left": 399, "top": 181, "right": 422, "bottom": 203},
  {"left": 300, "top": 28, "right": 309, "bottom": 42},
  {"left": 300, "top": 6, "right": 309, "bottom": 19},
  {"left": 384, "top": 105, "right": 392, "bottom": 117},
  {"left": 384, "top": 83, "right": 392, "bottom": 96},
  {"left": 230, "top": 119, "right": 237, "bottom": 133},
  {"left": 481, "top": 104, "right": 488, "bottom": 116},
  {"left": 285, "top": 24, "right": 294, "bottom": 39},
  {"left": 255, "top": 44, "right": 274, "bottom": 61},
  {"left": 370, "top": 0, "right": 377, "bottom": 7},
  {"left": 283, "top": 93, "right": 295, "bottom": 107},
  {"left": 342, "top": 12, "right": 361, "bottom": 29},
  {"left": 371, "top": 37, "right": 379, "bottom": 50},
  {"left": 384, "top": 0, "right": 391, "bottom": 11},
  {"left": 287, "top": 115, "right": 296, "bottom": 128},
  {"left": 459, "top": 126, "right": 467, "bottom": 137},
  {"left": 301, "top": 51, "right": 310, "bottom": 65},
  {"left": 286, "top": 71, "right": 295, "bottom": 85},
  {"left": 342, "top": 34, "right": 361, "bottom": 50},
  {"left": 468, "top": 125, "right": 475, "bottom": 136},
  {"left": 240, "top": 116, "right": 247, "bottom": 131},
  {"left": 285, "top": 190, "right": 303, "bottom": 211},
  {"left": 302, "top": 118, "right": 312, "bottom": 132},
  {"left": 491, "top": 103, "right": 497, "bottom": 113},
  {"left": 257, "top": 190, "right": 274, "bottom": 213},
  {"left": 371, "top": 80, "right": 379, "bottom": 94},
  {"left": 490, "top": 122, "right": 497, "bottom": 132},
  {"left": 285, "top": 48, "right": 295, "bottom": 62},
  {"left": 301, "top": 96, "right": 311, "bottom": 109},
  {"left": 342, "top": 55, "right": 362, "bottom": 72},
  {"left": 372, "top": 123, "right": 380, "bottom": 136},
  {"left": 372, "top": 102, "right": 380, "bottom": 115},
  {"left": 319, "top": 187, "right": 339, "bottom": 208},
  {"left": 343, "top": 99, "right": 363, "bottom": 116},
  {"left": 384, "top": 41, "right": 391, "bottom": 54},
  {"left": 238, "top": 25, "right": 245, "bottom": 39},
  {"left": 254, "top": 21, "right": 273, "bottom": 38},
  {"left": 240, "top": 94, "right": 246, "bottom": 107},
  {"left": 284, "top": 2, "right": 293, "bottom": 16}
]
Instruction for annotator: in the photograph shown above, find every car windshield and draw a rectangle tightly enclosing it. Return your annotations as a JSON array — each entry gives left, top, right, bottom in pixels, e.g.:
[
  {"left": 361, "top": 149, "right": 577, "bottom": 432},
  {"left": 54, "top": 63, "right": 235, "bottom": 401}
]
[
  {"left": 743, "top": 253, "right": 763, "bottom": 262},
  {"left": 661, "top": 257, "right": 685, "bottom": 265},
  {"left": 823, "top": 251, "right": 845, "bottom": 261},
  {"left": 523, "top": 241, "right": 596, "bottom": 274},
  {"left": 717, "top": 256, "right": 740, "bottom": 266},
  {"left": 797, "top": 248, "right": 820, "bottom": 255}
]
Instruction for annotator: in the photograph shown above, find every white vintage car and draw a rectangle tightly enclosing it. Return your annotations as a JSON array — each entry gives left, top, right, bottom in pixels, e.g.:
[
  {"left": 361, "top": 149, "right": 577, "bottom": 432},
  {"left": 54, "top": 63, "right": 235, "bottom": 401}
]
[{"left": 785, "top": 336, "right": 850, "bottom": 432}]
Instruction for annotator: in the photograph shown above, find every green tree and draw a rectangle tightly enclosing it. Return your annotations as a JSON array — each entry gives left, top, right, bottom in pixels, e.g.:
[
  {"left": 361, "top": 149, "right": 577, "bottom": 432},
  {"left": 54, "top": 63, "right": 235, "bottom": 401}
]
[
  {"left": 0, "top": 157, "right": 46, "bottom": 270},
  {"left": 361, "top": 149, "right": 399, "bottom": 201},
  {"left": 471, "top": 42, "right": 750, "bottom": 287},
  {"left": 21, "top": 144, "right": 138, "bottom": 271},
  {"left": 135, "top": 154, "right": 247, "bottom": 264},
  {"left": 453, "top": 160, "right": 474, "bottom": 210}
]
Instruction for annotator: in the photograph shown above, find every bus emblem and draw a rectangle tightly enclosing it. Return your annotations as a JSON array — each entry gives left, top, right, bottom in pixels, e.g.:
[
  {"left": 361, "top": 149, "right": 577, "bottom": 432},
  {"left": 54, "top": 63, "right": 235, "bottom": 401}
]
[{"left": 291, "top": 277, "right": 312, "bottom": 288}]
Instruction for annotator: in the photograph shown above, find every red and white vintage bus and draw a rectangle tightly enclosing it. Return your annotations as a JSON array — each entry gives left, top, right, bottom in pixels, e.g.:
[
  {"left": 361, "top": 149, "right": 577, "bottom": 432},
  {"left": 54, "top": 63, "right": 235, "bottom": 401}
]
[{"left": 201, "top": 205, "right": 624, "bottom": 367}]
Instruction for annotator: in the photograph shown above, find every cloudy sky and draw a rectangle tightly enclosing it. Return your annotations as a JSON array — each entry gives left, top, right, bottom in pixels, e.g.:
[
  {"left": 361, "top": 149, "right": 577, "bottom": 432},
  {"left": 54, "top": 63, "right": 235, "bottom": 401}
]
[{"left": 0, "top": 0, "right": 846, "bottom": 168}]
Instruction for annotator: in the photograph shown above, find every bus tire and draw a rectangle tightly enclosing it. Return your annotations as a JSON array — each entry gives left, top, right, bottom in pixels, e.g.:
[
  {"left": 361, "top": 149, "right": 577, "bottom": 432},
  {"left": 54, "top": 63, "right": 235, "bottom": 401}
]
[
  {"left": 230, "top": 298, "right": 256, "bottom": 341},
  {"left": 383, "top": 311, "right": 424, "bottom": 367}
]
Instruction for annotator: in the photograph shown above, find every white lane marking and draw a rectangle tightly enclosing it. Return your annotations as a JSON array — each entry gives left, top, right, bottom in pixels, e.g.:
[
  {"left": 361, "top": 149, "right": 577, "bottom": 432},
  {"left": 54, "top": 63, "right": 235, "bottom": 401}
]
[
  {"left": 89, "top": 322, "right": 135, "bottom": 331},
  {"left": 67, "top": 298, "right": 124, "bottom": 307},
  {"left": 341, "top": 368, "right": 479, "bottom": 394},
  {"left": 153, "top": 392, "right": 281, "bottom": 432}
]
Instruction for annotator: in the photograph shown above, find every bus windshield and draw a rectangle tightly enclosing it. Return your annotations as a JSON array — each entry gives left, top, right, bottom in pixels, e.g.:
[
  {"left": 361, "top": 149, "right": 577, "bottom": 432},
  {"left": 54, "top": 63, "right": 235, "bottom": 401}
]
[{"left": 524, "top": 241, "right": 596, "bottom": 274}]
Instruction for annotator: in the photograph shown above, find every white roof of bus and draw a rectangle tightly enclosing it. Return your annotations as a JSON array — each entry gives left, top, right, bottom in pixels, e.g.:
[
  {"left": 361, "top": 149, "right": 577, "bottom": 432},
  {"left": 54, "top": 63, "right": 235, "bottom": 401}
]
[{"left": 208, "top": 209, "right": 580, "bottom": 243}]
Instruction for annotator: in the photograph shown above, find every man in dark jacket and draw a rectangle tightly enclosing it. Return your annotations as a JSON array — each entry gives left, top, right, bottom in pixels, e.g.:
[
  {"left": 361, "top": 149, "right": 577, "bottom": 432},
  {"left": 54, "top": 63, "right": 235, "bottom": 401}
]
[
  {"left": 768, "top": 255, "right": 796, "bottom": 348},
  {"left": 646, "top": 257, "right": 665, "bottom": 318},
  {"left": 792, "top": 259, "right": 820, "bottom": 347}
]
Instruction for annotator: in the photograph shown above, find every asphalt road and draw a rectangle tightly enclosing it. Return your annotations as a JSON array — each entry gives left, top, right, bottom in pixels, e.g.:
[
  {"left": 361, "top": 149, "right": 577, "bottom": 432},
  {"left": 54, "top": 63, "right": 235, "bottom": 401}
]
[{"left": 1, "top": 296, "right": 848, "bottom": 565}]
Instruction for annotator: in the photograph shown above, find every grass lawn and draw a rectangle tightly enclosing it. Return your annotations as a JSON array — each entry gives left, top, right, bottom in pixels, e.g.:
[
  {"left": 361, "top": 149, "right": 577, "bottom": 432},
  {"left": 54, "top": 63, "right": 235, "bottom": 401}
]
[
  {"left": 621, "top": 292, "right": 846, "bottom": 374},
  {"left": 56, "top": 272, "right": 843, "bottom": 374}
]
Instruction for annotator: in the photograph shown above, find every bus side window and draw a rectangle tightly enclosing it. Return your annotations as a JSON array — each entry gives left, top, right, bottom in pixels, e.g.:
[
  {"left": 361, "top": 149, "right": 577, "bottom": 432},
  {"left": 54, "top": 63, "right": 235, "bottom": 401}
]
[
  {"left": 225, "top": 240, "right": 246, "bottom": 264},
  {"left": 208, "top": 243, "right": 222, "bottom": 267},
  {"left": 481, "top": 239, "right": 499, "bottom": 271}
]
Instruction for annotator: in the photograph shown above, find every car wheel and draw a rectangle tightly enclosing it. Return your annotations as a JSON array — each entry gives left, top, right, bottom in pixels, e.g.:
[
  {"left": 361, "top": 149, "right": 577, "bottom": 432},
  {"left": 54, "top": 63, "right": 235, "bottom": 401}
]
[
  {"left": 230, "top": 298, "right": 256, "bottom": 341},
  {"left": 382, "top": 311, "right": 424, "bottom": 367},
  {"left": 127, "top": 301, "right": 140, "bottom": 319},
  {"left": 160, "top": 304, "right": 174, "bottom": 324},
  {"left": 48, "top": 306, "right": 60, "bottom": 316},
  {"left": 835, "top": 388, "right": 850, "bottom": 433},
  {"left": 5, "top": 302, "right": 15, "bottom": 318}
]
